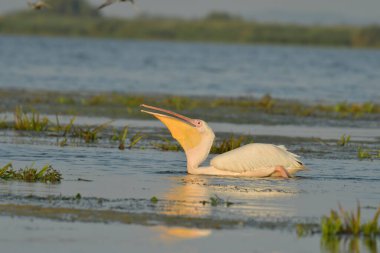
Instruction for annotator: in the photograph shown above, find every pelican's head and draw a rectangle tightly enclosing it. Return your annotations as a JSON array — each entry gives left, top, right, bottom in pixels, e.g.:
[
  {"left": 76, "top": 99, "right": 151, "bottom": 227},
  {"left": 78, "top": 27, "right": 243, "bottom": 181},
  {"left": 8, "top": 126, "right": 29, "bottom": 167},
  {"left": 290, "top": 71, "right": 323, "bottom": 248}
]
[{"left": 141, "top": 104, "right": 215, "bottom": 172}]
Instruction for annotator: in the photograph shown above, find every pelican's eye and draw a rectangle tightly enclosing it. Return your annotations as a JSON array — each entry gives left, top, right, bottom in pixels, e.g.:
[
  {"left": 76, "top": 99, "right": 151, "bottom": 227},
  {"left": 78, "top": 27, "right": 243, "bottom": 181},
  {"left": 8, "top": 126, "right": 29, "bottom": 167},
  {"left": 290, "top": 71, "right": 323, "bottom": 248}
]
[{"left": 195, "top": 120, "right": 202, "bottom": 127}]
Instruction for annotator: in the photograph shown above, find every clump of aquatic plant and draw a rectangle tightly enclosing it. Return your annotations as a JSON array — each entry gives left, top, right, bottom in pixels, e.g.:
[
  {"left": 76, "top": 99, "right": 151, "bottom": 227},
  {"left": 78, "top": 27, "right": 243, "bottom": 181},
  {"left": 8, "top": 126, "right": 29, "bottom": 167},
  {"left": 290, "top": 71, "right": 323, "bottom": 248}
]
[
  {"left": 357, "top": 147, "right": 373, "bottom": 160},
  {"left": 128, "top": 132, "right": 144, "bottom": 149},
  {"left": 0, "top": 116, "right": 9, "bottom": 129},
  {"left": 52, "top": 115, "right": 76, "bottom": 136},
  {"left": 154, "top": 137, "right": 182, "bottom": 151},
  {"left": 321, "top": 203, "right": 380, "bottom": 237},
  {"left": 200, "top": 195, "right": 233, "bottom": 207},
  {"left": 257, "top": 94, "right": 275, "bottom": 111},
  {"left": 0, "top": 163, "right": 62, "bottom": 183},
  {"left": 56, "top": 96, "right": 76, "bottom": 105},
  {"left": 14, "top": 106, "right": 49, "bottom": 131},
  {"left": 334, "top": 101, "right": 380, "bottom": 117},
  {"left": 297, "top": 203, "right": 380, "bottom": 240},
  {"left": 337, "top": 134, "right": 351, "bottom": 146},
  {"left": 296, "top": 223, "right": 319, "bottom": 237},
  {"left": 74, "top": 120, "right": 112, "bottom": 143},
  {"left": 150, "top": 196, "right": 158, "bottom": 204},
  {"left": 113, "top": 126, "right": 129, "bottom": 150},
  {"left": 112, "top": 126, "right": 144, "bottom": 150},
  {"left": 83, "top": 95, "right": 107, "bottom": 106},
  {"left": 59, "top": 137, "right": 68, "bottom": 147},
  {"left": 210, "top": 135, "right": 250, "bottom": 154},
  {"left": 0, "top": 163, "right": 13, "bottom": 178}
]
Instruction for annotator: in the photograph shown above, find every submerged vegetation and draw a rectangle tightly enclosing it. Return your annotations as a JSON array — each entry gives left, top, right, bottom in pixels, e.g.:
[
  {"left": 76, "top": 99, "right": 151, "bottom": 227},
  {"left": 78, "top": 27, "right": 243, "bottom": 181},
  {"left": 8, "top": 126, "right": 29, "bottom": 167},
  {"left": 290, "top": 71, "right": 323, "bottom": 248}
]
[
  {"left": 0, "top": 163, "right": 62, "bottom": 183},
  {"left": 150, "top": 196, "right": 158, "bottom": 204},
  {"left": 337, "top": 134, "right": 351, "bottom": 147},
  {"left": 0, "top": 0, "right": 380, "bottom": 48},
  {"left": 111, "top": 126, "right": 144, "bottom": 150},
  {"left": 357, "top": 147, "right": 380, "bottom": 160},
  {"left": 210, "top": 135, "right": 251, "bottom": 154},
  {"left": 2, "top": 90, "right": 379, "bottom": 124},
  {"left": 74, "top": 120, "right": 112, "bottom": 143},
  {"left": 0, "top": 92, "right": 378, "bottom": 160},
  {"left": 200, "top": 195, "right": 234, "bottom": 207}
]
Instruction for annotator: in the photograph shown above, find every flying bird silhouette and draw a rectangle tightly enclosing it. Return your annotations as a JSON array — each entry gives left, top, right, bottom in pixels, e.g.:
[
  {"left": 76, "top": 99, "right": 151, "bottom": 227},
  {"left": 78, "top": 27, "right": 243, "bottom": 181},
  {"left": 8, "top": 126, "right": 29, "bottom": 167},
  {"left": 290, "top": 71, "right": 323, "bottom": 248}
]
[
  {"left": 97, "top": 0, "right": 134, "bottom": 10},
  {"left": 27, "top": 0, "right": 50, "bottom": 10}
]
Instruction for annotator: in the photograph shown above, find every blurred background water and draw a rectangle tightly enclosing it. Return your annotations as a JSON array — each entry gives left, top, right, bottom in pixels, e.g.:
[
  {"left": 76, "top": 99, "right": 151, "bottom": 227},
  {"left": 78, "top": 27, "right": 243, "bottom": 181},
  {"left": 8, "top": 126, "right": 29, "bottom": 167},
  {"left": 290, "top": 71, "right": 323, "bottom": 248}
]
[{"left": 1, "top": 35, "right": 379, "bottom": 102}]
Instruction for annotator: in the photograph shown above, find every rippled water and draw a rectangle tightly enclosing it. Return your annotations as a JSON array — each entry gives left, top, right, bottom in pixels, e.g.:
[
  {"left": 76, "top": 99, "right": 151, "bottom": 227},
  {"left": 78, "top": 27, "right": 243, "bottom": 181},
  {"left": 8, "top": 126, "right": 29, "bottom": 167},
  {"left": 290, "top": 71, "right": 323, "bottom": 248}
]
[
  {"left": 1, "top": 34, "right": 380, "bottom": 252},
  {"left": 1, "top": 35, "right": 380, "bottom": 102},
  {"left": 0, "top": 130, "right": 379, "bottom": 252},
  {"left": 0, "top": 217, "right": 322, "bottom": 253},
  {"left": 0, "top": 140, "right": 379, "bottom": 221}
]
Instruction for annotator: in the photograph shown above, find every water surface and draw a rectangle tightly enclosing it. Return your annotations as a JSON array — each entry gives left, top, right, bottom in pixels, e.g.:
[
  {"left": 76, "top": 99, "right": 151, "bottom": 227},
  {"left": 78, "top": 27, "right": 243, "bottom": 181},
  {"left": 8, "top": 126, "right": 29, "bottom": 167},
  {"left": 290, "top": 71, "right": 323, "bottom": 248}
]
[{"left": 1, "top": 35, "right": 379, "bottom": 102}]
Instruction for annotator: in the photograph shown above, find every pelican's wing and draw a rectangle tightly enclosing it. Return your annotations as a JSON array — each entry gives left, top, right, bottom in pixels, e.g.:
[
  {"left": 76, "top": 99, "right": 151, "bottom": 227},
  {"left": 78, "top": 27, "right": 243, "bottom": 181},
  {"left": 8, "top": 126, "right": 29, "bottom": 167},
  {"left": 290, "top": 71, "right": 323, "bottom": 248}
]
[
  {"left": 97, "top": 0, "right": 116, "bottom": 9},
  {"left": 210, "top": 143, "right": 304, "bottom": 173}
]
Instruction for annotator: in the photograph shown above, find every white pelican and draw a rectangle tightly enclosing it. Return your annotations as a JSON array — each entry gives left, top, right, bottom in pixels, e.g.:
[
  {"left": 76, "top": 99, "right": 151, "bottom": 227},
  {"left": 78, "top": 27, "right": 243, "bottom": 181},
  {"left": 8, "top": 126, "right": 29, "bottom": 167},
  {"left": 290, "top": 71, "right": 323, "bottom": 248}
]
[
  {"left": 141, "top": 104, "right": 306, "bottom": 178},
  {"left": 97, "top": 0, "right": 134, "bottom": 10}
]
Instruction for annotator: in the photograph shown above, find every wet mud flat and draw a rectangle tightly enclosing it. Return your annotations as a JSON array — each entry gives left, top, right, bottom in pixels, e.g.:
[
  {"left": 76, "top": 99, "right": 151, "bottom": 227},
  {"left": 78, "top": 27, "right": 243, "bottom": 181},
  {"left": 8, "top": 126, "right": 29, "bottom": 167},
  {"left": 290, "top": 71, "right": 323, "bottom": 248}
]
[{"left": 0, "top": 90, "right": 379, "bottom": 252}]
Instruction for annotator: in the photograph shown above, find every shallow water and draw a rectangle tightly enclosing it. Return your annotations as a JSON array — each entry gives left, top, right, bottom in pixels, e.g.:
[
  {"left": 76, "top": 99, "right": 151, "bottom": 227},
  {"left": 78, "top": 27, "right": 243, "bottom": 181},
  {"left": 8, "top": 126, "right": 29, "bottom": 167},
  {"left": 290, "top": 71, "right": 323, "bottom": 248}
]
[
  {"left": 1, "top": 35, "right": 380, "bottom": 252},
  {"left": 0, "top": 216, "right": 326, "bottom": 253},
  {"left": 1, "top": 35, "right": 380, "bottom": 102},
  {"left": 1, "top": 120, "right": 379, "bottom": 252},
  {"left": 0, "top": 135, "right": 379, "bottom": 222}
]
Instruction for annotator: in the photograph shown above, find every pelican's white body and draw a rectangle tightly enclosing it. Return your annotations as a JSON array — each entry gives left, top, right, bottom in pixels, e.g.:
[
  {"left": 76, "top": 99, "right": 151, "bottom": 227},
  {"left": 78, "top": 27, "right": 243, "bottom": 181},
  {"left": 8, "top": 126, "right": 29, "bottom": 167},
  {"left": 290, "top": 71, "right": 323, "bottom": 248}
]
[{"left": 189, "top": 143, "right": 305, "bottom": 177}]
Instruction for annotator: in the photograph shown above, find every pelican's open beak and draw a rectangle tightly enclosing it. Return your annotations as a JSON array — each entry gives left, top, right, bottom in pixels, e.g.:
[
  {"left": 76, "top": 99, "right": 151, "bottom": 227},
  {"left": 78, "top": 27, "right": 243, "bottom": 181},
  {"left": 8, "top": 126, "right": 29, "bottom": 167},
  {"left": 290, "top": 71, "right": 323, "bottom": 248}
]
[{"left": 140, "top": 104, "right": 201, "bottom": 151}]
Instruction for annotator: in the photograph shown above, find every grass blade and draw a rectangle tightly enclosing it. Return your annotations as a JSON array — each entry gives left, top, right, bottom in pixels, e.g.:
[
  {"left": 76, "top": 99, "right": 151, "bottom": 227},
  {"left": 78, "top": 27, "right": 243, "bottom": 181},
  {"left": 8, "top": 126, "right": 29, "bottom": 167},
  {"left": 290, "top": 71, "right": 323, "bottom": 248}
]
[
  {"left": 0, "top": 162, "right": 12, "bottom": 176},
  {"left": 36, "top": 164, "right": 50, "bottom": 179}
]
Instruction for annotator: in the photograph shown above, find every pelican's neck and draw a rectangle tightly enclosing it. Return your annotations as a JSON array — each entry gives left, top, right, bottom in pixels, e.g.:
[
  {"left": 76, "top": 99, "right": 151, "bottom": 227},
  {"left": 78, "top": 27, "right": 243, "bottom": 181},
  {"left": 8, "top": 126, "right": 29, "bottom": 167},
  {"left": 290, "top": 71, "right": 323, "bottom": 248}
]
[{"left": 185, "top": 128, "right": 215, "bottom": 174}]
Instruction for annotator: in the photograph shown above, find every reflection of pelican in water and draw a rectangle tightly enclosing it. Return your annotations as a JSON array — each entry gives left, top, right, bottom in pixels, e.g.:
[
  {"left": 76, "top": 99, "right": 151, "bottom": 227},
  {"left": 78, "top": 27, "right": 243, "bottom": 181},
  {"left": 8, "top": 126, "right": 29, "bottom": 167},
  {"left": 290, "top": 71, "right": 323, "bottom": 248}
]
[
  {"left": 154, "top": 226, "right": 211, "bottom": 242},
  {"left": 152, "top": 175, "right": 299, "bottom": 241},
  {"left": 163, "top": 176, "right": 210, "bottom": 217},
  {"left": 153, "top": 175, "right": 212, "bottom": 241}
]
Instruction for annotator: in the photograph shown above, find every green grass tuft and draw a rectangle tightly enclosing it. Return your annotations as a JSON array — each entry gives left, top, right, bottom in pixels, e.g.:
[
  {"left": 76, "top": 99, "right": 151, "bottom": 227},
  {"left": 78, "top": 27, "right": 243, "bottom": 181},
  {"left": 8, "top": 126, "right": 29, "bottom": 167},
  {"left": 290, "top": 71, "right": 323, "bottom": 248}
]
[
  {"left": 128, "top": 132, "right": 144, "bottom": 149},
  {"left": 358, "top": 147, "right": 373, "bottom": 160},
  {"left": 14, "top": 106, "right": 49, "bottom": 131},
  {"left": 0, "top": 163, "right": 62, "bottom": 183},
  {"left": 74, "top": 120, "right": 112, "bottom": 143},
  {"left": 115, "top": 126, "right": 129, "bottom": 150},
  {"left": 337, "top": 134, "right": 351, "bottom": 146},
  {"left": 150, "top": 196, "right": 158, "bottom": 204},
  {"left": 321, "top": 203, "right": 380, "bottom": 237},
  {"left": 112, "top": 126, "right": 144, "bottom": 150}
]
